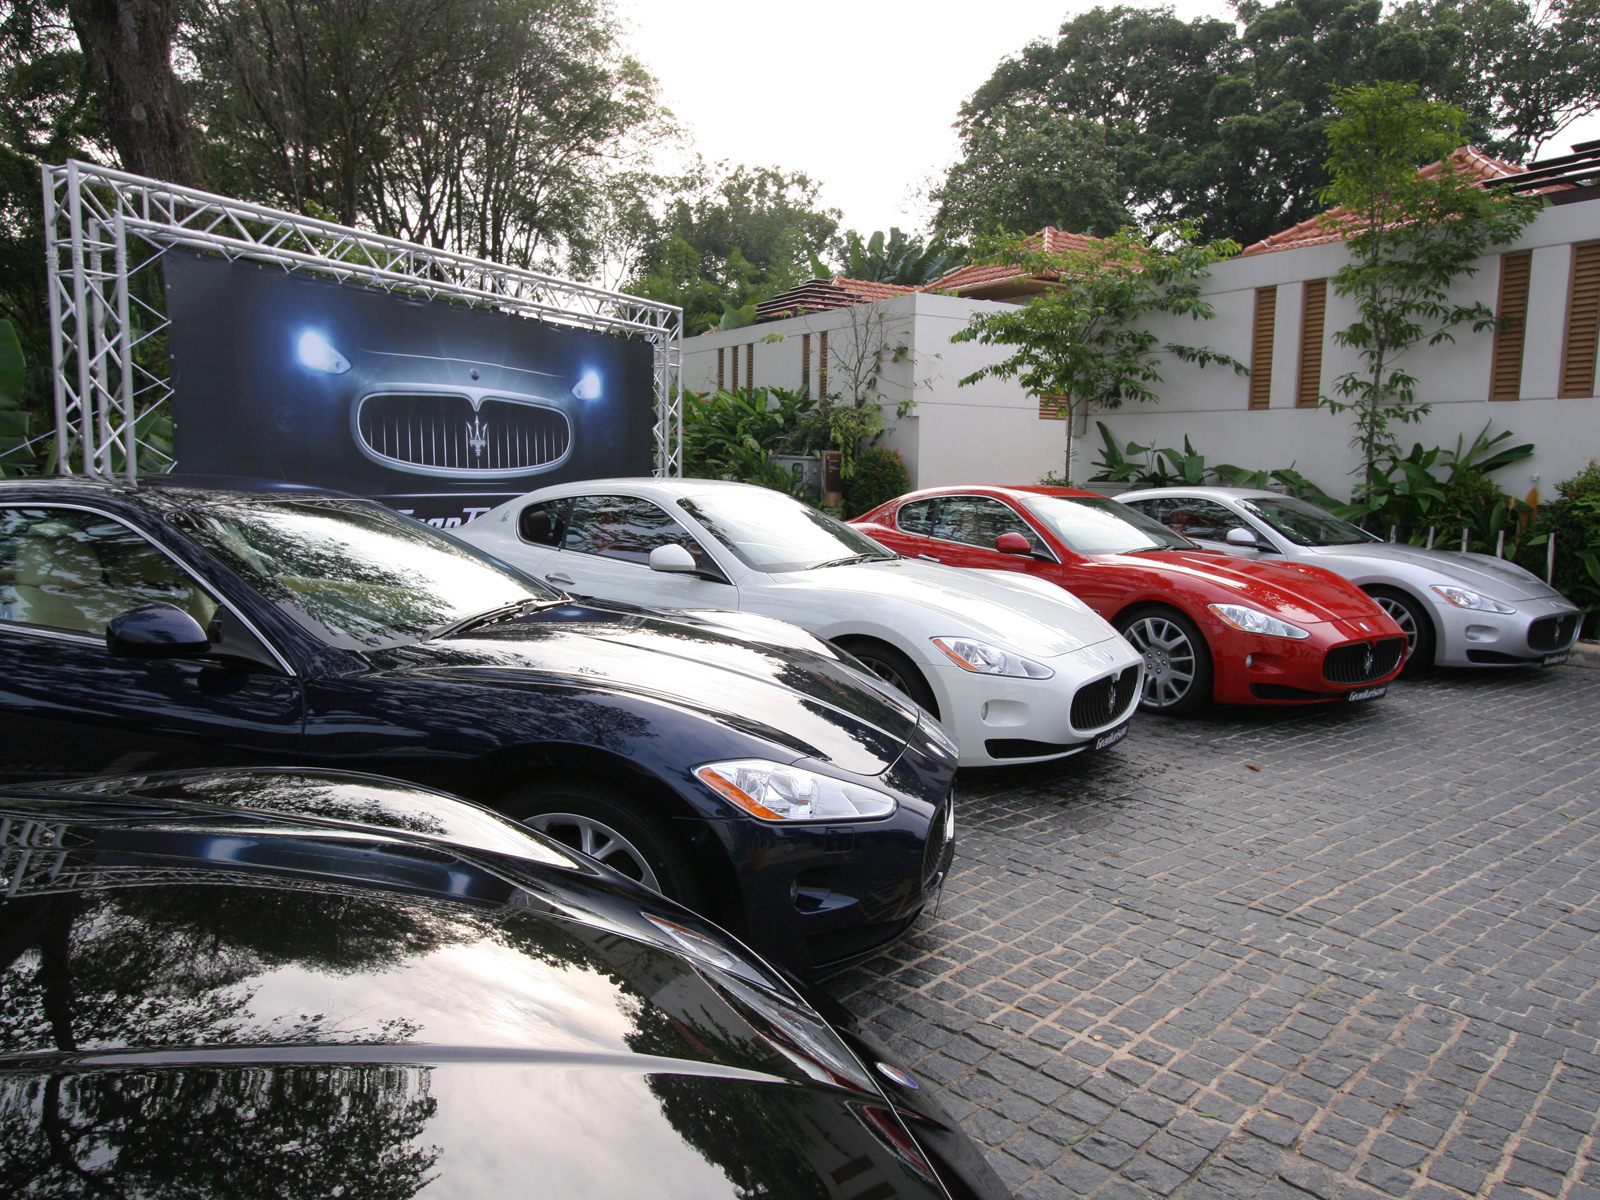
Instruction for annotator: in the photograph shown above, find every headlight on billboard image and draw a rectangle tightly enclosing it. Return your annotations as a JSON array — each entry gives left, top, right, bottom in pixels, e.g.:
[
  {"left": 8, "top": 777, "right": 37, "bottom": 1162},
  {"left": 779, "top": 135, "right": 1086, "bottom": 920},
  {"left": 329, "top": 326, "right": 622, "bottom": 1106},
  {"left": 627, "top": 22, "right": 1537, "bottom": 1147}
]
[{"left": 295, "top": 329, "right": 352, "bottom": 374}]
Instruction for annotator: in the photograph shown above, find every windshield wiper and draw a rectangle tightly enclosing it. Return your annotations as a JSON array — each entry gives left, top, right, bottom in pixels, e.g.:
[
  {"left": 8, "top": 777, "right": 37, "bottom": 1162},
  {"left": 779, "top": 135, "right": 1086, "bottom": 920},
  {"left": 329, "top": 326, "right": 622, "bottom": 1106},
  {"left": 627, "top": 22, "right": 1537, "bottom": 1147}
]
[
  {"left": 432, "top": 598, "right": 562, "bottom": 639},
  {"left": 806, "top": 553, "right": 894, "bottom": 570}
]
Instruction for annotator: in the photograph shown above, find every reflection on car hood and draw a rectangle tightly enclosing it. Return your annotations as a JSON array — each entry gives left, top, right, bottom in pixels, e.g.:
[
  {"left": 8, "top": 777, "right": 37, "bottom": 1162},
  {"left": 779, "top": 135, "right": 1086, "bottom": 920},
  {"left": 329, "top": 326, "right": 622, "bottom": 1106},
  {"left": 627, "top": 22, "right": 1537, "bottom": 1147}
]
[
  {"left": 776, "top": 557, "right": 1117, "bottom": 656},
  {"left": 389, "top": 601, "right": 918, "bottom": 776},
  {"left": 0, "top": 794, "right": 943, "bottom": 1199},
  {"left": 1118, "top": 550, "right": 1386, "bottom": 624},
  {"left": 1305, "top": 542, "right": 1567, "bottom": 602}
]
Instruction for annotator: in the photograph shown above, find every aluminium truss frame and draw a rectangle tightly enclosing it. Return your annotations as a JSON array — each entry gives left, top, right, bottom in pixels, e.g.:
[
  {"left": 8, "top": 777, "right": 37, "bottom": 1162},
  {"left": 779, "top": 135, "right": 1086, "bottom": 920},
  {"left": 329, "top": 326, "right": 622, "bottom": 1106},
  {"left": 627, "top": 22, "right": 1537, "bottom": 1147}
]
[{"left": 40, "top": 159, "right": 683, "bottom": 483}]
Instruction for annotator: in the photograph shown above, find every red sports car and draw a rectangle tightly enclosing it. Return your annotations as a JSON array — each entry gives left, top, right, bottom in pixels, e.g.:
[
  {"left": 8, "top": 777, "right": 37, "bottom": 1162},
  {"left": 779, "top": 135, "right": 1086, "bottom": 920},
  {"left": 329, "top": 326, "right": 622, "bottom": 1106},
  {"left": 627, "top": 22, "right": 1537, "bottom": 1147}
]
[{"left": 852, "top": 486, "right": 1407, "bottom": 714}]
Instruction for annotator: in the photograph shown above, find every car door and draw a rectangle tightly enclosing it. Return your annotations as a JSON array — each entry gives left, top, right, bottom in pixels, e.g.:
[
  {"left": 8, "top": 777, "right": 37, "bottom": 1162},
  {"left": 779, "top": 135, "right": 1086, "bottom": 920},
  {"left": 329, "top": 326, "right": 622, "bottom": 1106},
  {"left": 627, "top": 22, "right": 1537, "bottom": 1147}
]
[
  {"left": 0, "top": 503, "right": 304, "bottom": 783},
  {"left": 532, "top": 493, "right": 735, "bottom": 609},
  {"left": 912, "top": 495, "right": 1051, "bottom": 575}
]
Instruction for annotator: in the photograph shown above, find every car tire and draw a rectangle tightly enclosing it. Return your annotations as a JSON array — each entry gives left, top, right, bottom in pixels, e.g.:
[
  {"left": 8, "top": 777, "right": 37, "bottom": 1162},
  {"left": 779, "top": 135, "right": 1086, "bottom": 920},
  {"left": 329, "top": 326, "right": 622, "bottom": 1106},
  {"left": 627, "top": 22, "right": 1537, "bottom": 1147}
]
[
  {"left": 496, "top": 774, "right": 714, "bottom": 910},
  {"left": 834, "top": 637, "right": 940, "bottom": 718},
  {"left": 1366, "top": 586, "right": 1434, "bottom": 676},
  {"left": 1115, "top": 606, "right": 1214, "bottom": 716}
]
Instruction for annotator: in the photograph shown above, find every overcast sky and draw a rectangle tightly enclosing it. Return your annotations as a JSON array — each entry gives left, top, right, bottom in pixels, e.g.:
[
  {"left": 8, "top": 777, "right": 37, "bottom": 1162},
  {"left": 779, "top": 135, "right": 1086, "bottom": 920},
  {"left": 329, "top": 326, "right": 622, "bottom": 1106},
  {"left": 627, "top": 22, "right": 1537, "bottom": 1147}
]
[{"left": 615, "top": 0, "right": 1599, "bottom": 240}]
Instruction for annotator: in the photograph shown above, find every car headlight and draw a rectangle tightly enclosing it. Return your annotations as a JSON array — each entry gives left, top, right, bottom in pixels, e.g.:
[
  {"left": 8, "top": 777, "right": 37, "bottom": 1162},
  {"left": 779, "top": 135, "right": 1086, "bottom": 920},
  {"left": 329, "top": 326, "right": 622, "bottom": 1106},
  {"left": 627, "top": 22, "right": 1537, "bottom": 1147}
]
[
  {"left": 931, "top": 637, "right": 1054, "bottom": 679},
  {"left": 696, "top": 760, "right": 897, "bottom": 822},
  {"left": 571, "top": 369, "right": 602, "bottom": 400},
  {"left": 1207, "top": 603, "right": 1311, "bottom": 640},
  {"left": 295, "top": 329, "right": 351, "bottom": 374},
  {"left": 1431, "top": 585, "right": 1515, "bottom": 614}
]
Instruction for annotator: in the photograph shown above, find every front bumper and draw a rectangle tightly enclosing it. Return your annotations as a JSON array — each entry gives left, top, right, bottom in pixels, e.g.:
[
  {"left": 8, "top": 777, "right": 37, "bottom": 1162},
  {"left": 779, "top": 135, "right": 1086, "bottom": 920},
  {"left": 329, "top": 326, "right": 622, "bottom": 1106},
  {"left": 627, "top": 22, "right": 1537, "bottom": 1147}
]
[
  {"left": 1431, "top": 598, "right": 1582, "bottom": 667},
  {"left": 1213, "top": 619, "right": 1407, "bottom": 704},
  {"left": 684, "top": 738, "right": 957, "bottom": 976},
  {"left": 929, "top": 637, "right": 1145, "bottom": 767}
]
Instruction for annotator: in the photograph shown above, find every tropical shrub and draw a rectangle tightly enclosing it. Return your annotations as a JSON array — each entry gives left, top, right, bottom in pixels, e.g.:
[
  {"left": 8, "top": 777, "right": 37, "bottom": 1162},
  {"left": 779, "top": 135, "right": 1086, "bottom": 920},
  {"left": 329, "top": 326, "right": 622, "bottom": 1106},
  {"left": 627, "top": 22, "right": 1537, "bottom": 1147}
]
[
  {"left": 681, "top": 386, "right": 831, "bottom": 497},
  {"left": 843, "top": 447, "right": 909, "bottom": 519},
  {"left": 1521, "top": 463, "right": 1600, "bottom": 635}
]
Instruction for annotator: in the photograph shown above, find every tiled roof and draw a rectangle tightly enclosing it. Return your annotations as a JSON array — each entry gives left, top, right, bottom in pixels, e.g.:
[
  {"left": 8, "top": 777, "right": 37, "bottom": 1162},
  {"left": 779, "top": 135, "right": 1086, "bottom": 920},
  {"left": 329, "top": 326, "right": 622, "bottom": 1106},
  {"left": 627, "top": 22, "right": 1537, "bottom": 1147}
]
[
  {"left": 754, "top": 276, "right": 917, "bottom": 323},
  {"left": 926, "top": 227, "right": 1098, "bottom": 295},
  {"left": 1241, "top": 145, "right": 1527, "bottom": 257}
]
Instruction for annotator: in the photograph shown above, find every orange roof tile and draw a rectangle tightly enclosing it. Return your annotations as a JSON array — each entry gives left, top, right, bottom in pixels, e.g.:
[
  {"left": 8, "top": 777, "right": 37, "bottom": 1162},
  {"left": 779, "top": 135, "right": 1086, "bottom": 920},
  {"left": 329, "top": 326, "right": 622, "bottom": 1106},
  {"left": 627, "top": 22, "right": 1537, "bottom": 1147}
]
[
  {"left": 926, "top": 227, "right": 1098, "bottom": 295},
  {"left": 754, "top": 276, "right": 917, "bottom": 323},
  {"left": 1241, "top": 145, "right": 1527, "bottom": 256}
]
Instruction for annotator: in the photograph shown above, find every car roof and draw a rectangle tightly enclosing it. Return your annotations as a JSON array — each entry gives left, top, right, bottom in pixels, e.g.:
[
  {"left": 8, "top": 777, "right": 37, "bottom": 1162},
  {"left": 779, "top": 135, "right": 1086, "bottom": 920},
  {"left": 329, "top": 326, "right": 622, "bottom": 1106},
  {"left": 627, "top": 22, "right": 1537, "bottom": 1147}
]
[
  {"left": 0, "top": 474, "right": 352, "bottom": 513},
  {"left": 880, "top": 484, "right": 1108, "bottom": 505},
  {"left": 1118, "top": 485, "right": 1279, "bottom": 501}
]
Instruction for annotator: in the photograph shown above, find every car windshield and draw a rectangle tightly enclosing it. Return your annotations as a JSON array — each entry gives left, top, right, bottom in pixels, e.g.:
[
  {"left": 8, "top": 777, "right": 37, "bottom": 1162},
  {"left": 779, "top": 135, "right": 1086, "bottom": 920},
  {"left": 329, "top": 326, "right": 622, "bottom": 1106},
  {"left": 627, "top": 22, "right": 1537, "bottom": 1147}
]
[
  {"left": 174, "top": 499, "right": 556, "bottom": 650},
  {"left": 1021, "top": 494, "right": 1195, "bottom": 554},
  {"left": 1240, "top": 495, "right": 1376, "bottom": 546},
  {"left": 677, "top": 489, "right": 895, "bottom": 573}
]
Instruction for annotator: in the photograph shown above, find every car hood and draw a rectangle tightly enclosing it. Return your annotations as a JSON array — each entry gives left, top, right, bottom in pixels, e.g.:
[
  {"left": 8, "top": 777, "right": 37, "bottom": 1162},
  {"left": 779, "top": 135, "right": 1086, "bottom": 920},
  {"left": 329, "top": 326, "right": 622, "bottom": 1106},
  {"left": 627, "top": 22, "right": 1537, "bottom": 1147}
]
[
  {"left": 0, "top": 803, "right": 944, "bottom": 1198},
  {"left": 774, "top": 557, "right": 1119, "bottom": 657},
  {"left": 1304, "top": 542, "right": 1568, "bottom": 602},
  {"left": 379, "top": 600, "right": 919, "bottom": 776},
  {"left": 1107, "top": 550, "right": 1385, "bottom": 625}
]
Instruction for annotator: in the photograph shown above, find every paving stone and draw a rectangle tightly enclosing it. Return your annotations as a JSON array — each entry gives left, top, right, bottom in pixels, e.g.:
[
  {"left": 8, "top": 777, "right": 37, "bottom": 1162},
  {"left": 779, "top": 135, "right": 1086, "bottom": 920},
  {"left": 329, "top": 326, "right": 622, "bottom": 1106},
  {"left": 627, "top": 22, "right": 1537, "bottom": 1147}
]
[{"left": 826, "top": 670, "right": 1600, "bottom": 1200}]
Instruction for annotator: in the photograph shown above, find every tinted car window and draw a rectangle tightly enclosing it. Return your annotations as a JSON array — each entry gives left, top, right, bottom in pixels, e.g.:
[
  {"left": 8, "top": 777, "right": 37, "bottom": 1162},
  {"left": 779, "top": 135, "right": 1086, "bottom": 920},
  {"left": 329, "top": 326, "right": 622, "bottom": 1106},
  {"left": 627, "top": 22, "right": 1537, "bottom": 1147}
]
[
  {"left": 0, "top": 506, "right": 219, "bottom": 635},
  {"left": 518, "top": 500, "right": 568, "bottom": 546},
  {"left": 930, "top": 496, "right": 1046, "bottom": 554},
  {"left": 173, "top": 499, "right": 555, "bottom": 650},
  {"left": 563, "top": 495, "right": 707, "bottom": 567},
  {"left": 679, "top": 490, "right": 892, "bottom": 573},
  {"left": 896, "top": 498, "right": 938, "bottom": 536},
  {"left": 1162, "top": 498, "right": 1250, "bottom": 541},
  {"left": 1020, "top": 495, "right": 1194, "bottom": 554},
  {"left": 1242, "top": 495, "right": 1376, "bottom": 546}
]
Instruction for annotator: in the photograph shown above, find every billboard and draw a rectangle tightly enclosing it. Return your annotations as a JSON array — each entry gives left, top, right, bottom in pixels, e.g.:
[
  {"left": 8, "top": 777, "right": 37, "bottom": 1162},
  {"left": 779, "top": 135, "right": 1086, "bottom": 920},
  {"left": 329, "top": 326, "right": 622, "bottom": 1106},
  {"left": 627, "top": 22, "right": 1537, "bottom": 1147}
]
[{"left": 164, "top": 249, "right": 657, "bottom": 525}]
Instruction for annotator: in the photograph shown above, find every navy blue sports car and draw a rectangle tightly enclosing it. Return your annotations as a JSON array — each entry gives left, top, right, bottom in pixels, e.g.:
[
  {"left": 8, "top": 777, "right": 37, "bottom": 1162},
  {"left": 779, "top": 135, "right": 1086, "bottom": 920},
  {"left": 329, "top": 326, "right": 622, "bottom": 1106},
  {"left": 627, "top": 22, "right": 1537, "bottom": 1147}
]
[{"left": 0, "top": 479, "right": 957, "bottom": 973}]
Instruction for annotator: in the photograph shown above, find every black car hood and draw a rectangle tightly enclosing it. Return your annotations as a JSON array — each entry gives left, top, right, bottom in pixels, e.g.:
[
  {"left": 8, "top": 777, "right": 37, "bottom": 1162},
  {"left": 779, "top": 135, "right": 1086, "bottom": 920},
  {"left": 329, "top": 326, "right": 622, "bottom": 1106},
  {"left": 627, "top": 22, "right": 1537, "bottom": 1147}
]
[
  {"left": 0, "top": 794, "right": 946, "bottom": 1198},
  {"left": 378, "top": 600, "right": 919, "bottom": 776}
]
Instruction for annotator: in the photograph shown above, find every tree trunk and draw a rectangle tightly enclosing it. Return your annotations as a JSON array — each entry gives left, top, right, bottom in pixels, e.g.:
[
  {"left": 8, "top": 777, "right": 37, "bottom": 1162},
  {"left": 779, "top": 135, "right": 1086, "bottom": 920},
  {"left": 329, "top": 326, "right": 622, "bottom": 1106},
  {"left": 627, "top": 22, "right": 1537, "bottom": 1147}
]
[{"left": 68, "top": 0, "right": 203, "bottom": 187}]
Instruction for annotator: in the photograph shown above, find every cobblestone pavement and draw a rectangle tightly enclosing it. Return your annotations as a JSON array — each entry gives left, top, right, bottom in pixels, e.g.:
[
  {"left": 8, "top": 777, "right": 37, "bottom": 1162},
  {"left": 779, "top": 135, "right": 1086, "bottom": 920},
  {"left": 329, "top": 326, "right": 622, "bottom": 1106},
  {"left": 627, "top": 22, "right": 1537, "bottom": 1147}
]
[{"left": 829, "top": 667, "right": 1600, "bottom": 1200}]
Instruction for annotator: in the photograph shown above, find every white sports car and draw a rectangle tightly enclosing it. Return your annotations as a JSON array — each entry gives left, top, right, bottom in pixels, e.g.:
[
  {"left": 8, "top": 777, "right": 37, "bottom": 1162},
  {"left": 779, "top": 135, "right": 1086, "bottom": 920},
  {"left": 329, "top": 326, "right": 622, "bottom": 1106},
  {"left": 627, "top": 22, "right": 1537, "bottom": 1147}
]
[
  {"left": 1119, "top": 486, "right": 1582, "bottom": 673},
  {"left": 460, "top": 478, "right": 1144, "bottom": 767}
]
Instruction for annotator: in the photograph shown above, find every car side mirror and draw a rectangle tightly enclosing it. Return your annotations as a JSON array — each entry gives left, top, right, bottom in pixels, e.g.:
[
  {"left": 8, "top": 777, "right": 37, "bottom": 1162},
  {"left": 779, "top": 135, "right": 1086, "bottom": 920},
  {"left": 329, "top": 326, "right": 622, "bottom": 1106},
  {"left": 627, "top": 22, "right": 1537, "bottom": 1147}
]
[
  {"left": 1225, "top": 527, "right": 1260, "bottom": 547},
  {"left": 995, "top": 532, "right": 1034, "bottom": 556},
  {"left": 106, "top": 603, "right": 211, "bottom": 658},
  {"left": 648, "top": 543, "right": 699, "bottom": 574}
]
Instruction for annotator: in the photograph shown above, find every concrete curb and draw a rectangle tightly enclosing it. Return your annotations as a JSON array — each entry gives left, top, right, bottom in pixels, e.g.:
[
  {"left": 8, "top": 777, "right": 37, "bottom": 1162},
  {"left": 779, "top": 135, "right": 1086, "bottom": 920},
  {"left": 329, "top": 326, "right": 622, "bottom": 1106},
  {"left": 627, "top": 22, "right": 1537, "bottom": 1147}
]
[{"left": 1566, "top": 640, "right": 1600, "bottom": 668}]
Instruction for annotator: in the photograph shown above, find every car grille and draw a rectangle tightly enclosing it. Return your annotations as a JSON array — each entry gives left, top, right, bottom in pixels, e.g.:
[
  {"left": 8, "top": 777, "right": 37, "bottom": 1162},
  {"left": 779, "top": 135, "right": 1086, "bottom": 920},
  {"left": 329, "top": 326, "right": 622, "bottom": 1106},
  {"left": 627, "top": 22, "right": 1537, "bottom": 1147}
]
[
  {"left": 1070, "top": 665, "right": 1140, "bottom": 731},
  {"left": 1323, "top": 638, "right": 1405, "bottom": 685},
  {"left": 356, "top": 392, "right": 570, "bottom": 474},
  {"left": 921, "top": 792, "right": 955, "bottom": 884},
  {"left": 1528, "top": 613, "right": 1579, "bottom": 652}
]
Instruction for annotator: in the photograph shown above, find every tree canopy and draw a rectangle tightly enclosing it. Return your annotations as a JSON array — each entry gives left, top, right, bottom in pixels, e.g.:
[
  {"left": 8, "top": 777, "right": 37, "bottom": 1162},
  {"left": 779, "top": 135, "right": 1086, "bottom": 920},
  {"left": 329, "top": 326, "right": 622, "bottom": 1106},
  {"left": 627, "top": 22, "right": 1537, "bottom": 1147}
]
[{"left": 934, "top": 0, "right": 1597, "bottom": 249}]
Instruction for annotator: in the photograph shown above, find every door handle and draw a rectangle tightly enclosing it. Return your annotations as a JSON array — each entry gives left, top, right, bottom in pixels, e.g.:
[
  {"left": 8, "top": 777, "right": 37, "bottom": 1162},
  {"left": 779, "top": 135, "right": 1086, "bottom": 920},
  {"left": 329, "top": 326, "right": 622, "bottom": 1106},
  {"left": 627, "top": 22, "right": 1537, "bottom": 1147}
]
[{"left": 545, "top": 573, "right": 575, "bottom": 586}]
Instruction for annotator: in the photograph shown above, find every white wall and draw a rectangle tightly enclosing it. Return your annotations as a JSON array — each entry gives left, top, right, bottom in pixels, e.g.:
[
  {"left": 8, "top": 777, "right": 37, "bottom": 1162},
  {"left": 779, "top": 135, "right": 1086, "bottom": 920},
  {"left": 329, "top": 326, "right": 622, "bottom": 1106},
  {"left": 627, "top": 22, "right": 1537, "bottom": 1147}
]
[
  {"left": 681, "top": 197, "right": 1600, "bottom": 498},
  {"left": 1098, "top": 197, "right": 1600, "bottom": 502}
]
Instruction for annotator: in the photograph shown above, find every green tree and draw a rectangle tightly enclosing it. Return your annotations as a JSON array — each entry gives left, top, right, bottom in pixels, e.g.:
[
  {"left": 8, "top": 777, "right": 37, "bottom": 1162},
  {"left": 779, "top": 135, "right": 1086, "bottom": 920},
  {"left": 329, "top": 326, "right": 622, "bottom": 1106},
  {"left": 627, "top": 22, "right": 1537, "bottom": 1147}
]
[
  {"left": 1392, "top": 0, "right": 1600, "bottom": 158},
  {"left": 932, "top": 113, "right": 1132, "bottom": 242},
  {"left": 627, "top": 163, "right": 838, "bottom": 334},
  {"left": 1317, "top": 82, "right": 1539, "bottom": 499},
  {"left": 951, "top": 223, "right": 1244, "bottom": 484},
  {"left": 836, "top": 226, "right": 959, "bottom": 285},
  {"left": 939, "top": 2, "right": 1529, "bottom": 248}
]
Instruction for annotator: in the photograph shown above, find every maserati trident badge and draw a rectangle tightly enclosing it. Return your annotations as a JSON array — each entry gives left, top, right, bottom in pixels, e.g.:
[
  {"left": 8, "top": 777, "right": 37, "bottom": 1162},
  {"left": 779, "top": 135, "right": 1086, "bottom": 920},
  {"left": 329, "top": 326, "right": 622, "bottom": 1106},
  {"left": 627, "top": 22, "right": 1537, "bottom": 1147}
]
[{"left": 466, "top": 414, "right": 489, "bottom": 462}]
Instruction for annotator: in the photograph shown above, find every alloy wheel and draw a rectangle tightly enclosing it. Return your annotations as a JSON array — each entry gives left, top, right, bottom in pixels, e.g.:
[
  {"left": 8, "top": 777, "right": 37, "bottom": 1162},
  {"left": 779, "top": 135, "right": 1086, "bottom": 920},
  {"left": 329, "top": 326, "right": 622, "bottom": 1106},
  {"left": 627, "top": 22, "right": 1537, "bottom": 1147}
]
[
  {"left": 1123, "top": 615, "right": 1198, "bottom": 710},
  {"left": 857, "top": 654, "right": 913, "bottom": 696},
  {"left": 1373, "top": 594, "right": 1417, "bottom": 654},
  {"left": 523, "top": 812, "right": 661, "bottom": 891}
]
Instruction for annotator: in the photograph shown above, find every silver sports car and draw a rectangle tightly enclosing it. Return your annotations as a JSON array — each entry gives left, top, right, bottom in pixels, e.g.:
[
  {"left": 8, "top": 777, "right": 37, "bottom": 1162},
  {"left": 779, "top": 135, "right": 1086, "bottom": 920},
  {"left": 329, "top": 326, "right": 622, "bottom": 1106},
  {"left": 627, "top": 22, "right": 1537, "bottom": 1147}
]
[{"left": 1118, "top": 487, "right": 1582, "bottom": 673}]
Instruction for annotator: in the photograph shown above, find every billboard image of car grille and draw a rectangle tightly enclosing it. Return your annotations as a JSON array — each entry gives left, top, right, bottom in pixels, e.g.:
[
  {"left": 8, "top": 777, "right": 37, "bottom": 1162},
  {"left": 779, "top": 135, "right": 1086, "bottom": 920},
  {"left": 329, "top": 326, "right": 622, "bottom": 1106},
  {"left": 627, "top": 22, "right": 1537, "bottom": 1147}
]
[
  {"left": 355, "top": 393, "right": 572, "bottom": 477},
  {"left": 164, "top": 249, "right": 655, "bottom": 525}
]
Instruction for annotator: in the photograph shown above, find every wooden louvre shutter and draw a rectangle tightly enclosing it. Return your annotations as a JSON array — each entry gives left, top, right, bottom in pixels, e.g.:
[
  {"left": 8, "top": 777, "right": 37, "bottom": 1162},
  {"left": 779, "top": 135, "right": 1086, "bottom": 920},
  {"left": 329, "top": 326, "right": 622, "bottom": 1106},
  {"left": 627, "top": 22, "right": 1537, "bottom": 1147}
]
[
  {"left": 1249, "top": 287, "right": 1276, "bottom": 410},
  {"left": 730, "top": 343, "right": 739, "bottom": 390},
  {"left": 746, "top": 343, "right": 754, "bottom": 389},
  {"left": 717, "top": 347, "right": 725, "bottom": 390},
  {"left": 1489, "top": 251, "right": 1532, "bottom": 401},
  {"left": 1560, "top": 241, "right": 1600, "bottom": 398},
  {"left": 819, "top": 330, "right": 829, "bottom": 398},
  {"left": 1297, "top": 279, "right": 1326, "bottom": 407},
  {"left": 802, "top": 333, "right": 811, "bottom": 396}
]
